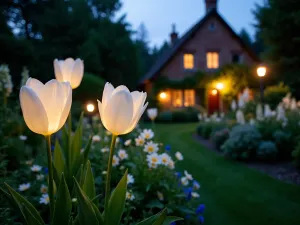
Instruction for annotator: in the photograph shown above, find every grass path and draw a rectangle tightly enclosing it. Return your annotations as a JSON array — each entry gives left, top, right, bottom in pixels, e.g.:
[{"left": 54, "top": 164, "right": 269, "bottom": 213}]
[{"left": 152, "top": 123, "right": 300, "bottom": 225}]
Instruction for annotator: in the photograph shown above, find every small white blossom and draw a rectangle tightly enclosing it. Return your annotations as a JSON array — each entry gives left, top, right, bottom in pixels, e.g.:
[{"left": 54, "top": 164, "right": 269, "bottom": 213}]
[
  {"left": 144, "top": 141, "right": 159, "bottom": 154},
  {"left": 127, "top": 174, "right": 134, "bottom": 185},
  {"left": 101, "top": 147, "right": 109, "bottom": 153},
  {"left": 135, "top": 137, "right": 145, "bottom": 146},
  {"left": 160, "top": 153, "right": 171, "bottom": 166},
  {"left": 118, "top": 149, "right": 128, "bottom": 160},
  {"left": 112, "top": 155, "right": 120, "bottom": 167},
  {"left": 31, "top": 165, "right": 42, "bottom": 172},
  {"left": 184, "top": 170, "right": 193, "bottom": 181},
  {"left": 102, "top": 171, "right": 107, "bottom": 175},
  {"left": 126, "top": 191, "right": 135, "bottom": 201},
  {"left": 147, "top": 153, "right": 161, "bottom": 168},
  {"left": 181, "top": 177, "right": 189, "bottom": 186},
  {"left": 19, "top": 135, "right": 27, "bottom": 141},
  {"left": 40, "top": 184, "right": 48, "bottom": 194},
  {"left": 157, "top": 191, "right": 164, "bottom": 201},
  {"left": 168, "top": 159, "right": 175, "bottom": 169},
  {"left": 36, "top": 174, "right": 44, "bottom": 180},
  {"left": 141, "top": 129, "right": 154, "bottom": 140},
  {"left": 18, "top": 183, "right": 31, "bottom": 192},
  {"left": 175, "top": 152, "right": 183, "bottom": 161},
  {"left": 191, "top": 192, "right": 200, "bottom": 198},
  {"left": 124, "top": 139, "right": 132, "bottom": 146},
  {"left": 92, "top": 135, "right": 101, "bottom": 142},
  {"left": 72, "top": 198, "right": 77, "bottom": 203},
  {"left": 39, "top": 194, "right": 49, "bottom": 205}
]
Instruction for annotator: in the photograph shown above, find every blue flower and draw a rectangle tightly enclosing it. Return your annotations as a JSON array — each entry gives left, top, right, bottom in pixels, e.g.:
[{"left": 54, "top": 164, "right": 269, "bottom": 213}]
[
  {"left": 51, "top": 145, "right": 55, "bottom": 152},
  {"left": 184, "top": 187, "right": 192, "bottom": 201},
  {"left": 165, "top": 145, "right": 171, "bottom": 151},
  {"left": 175, "top": 171, "right": 182, "bottom": 178},
  {"left": 193, "top": 180, "right": 201, "bottom": 190},
  {"left": 185, "top": 214, "right": 191, "bottom": 220},
  {"left": 43, "top": 167, "right": 48, "bottom": 174},
  {"left": 198, "top": 215, "right": 204, "bottom": 224},
  {"left": 196, "top": 204, "right": 205, "bottom": 214}
]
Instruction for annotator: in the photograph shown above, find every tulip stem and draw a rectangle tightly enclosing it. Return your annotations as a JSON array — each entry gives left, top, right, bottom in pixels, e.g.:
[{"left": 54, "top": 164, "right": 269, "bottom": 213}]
[
  {"left": 104, "top": 134, "right": 117, "bottom": 223},
  {"left": 45, "top": 135, "right": 54, "bottom": 220}
]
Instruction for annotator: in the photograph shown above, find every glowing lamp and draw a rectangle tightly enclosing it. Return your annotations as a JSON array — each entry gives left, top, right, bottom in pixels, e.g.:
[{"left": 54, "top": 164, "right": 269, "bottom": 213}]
[
  {"left": 159, "top": 92, "right": 167, "bottom": 99},
  {"left": 216, "top": 82, "right": 224, "bottom": 90},
  {"left": 211, "top": 89, "right": 218, "bottom": 96},
  {"left": 257, "top": 66, "right": 267, "bottom": 77},
  {"left": 86, "top": 103, "right": 95, "bottom": 112}
]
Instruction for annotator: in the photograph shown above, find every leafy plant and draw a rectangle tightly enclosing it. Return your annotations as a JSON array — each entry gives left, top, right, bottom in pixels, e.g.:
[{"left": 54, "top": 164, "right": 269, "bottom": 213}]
[
  {"left": 256, "top": 141, "right": 277, "bottom": 162},
  {"left": 221, "top": 125, "right": 261, "bottom": 161},
  {"left": 211, "top": 128, "right": 230, "bottom": 150}
]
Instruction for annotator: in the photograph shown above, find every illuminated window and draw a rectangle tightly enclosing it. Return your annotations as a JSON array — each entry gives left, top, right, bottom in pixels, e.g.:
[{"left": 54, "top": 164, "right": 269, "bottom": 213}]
[
  {"left": 184, "top": 90, "right": 195, "bottom": 106},
  {"left": 206, "top": 52, "right": 219, "bottom": 69},
  {"left": 172, "top": 90, "right": 183, "bottom": 107},
  {"left": 183, "top": 54, "right": 194, "bottom": 69}
]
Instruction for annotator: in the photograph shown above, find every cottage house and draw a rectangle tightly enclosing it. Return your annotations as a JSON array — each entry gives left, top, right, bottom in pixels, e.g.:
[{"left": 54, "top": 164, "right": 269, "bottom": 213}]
[{"left": 140, "top": 0, "right": 258, "bottom": 112}]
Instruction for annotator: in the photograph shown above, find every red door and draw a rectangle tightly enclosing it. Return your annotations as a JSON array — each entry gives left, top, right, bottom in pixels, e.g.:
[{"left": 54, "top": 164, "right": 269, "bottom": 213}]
[{"left": 208, "top": 89, "right": 220, "bottom": 115}]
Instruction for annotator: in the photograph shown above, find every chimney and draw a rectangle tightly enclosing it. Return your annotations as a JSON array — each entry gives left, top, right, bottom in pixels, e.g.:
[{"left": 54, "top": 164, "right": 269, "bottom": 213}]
[
  {"left": 205, "top": 0, "right": 218, "bottom": 13},
  {"left": 170, "top": 24, "right": 178, "bottom": 45}
]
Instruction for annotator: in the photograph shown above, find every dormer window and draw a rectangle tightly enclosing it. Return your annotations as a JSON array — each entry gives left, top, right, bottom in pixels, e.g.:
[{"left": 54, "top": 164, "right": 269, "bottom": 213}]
[{"left": 183, "top": 53, "right": 194, "bottom": 69}]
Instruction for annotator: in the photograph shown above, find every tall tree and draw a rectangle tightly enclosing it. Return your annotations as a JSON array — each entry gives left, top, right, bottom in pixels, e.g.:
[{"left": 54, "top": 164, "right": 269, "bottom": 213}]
[
  {"left": 253, "top": 0, "right": 300, "bottom": 91},
  {"left": 239, "top": 28, "right": 253, "bottom": 48}
]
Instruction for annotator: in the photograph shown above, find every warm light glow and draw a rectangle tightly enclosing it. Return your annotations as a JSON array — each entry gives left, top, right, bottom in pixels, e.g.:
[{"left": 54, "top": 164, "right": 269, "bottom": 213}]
[
  {"left": 211, "top": 89, "right": 218, "bottom": 96},
  {"left": 257, "top": 66, "right": 267, "bottom": 77},
  {"left": 183, "top": 54, "right": 194, "bottom": 69},
  {"left": 184, "top": 89, "right": 195, "bottom": 106},
  {"left": 216, "top": 82, "right": 224, "bottom": 90},
  {"left": 172, "top": 90, "right": 183, "bottom": 107},
  {"left": 86, "top": 103, "right": 95, "bottom": 112},
  {"left": 159, "top": 92, "right": 167, "bottom": 99},
  {"left": 207, "top": 52, "right": 219, "bottom": 69}
]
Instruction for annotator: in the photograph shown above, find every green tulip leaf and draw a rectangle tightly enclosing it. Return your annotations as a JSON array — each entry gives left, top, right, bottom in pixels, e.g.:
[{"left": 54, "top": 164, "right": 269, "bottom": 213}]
[
  {"left": 106, "top": 170, "right": 128, "bottom": 225},
  {"left": 52, "top": 162, "right": 61, "bottom": 188},
  {"left": 73, "top": 178, "right": 99, "bottom": 225},
  {"left": 92, "top": 202, "right": 104, "bottom": 225},
  {"left": 4, "top": 183, "right": 44, "bottom": 225},
  {"left": 23, "top": 205, "right": 44, "bottom": 225},
  {"left": 82, "top": 160, "right": 96, "bottom": 200},
  {"left": 162, "top": 216, "right": 183, "bottom": 225},
  {"left": 71, "top": 113, "right": 84, "bottom": 175},
  {"left": 83, "top": 136, "right": 93, "bottom": 166},
  {"left": 68, "top": 217, "right": 73, "bottom": 225},
  {"left": 152, "top": 208, "right": 167, "bottom": 225},
  {"left": 136, "top": 209, "right": 166, "bottom": 225},
  {"left": 53, "top": 140, "right": 65, "bottom": 178},
  {"left": 52, "top": 174, "right": 72, "bottom": 225}
]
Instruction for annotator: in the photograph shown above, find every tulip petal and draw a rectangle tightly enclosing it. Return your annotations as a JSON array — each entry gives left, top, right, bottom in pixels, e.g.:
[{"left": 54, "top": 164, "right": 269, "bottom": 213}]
[
  {"left": 20, "top": 87, "right": 49, "bottom": 135},
  {"left": 131, "top": 91, "right": 147, "bottom": 116},
  {"left": 39, "top": 80, "right": 65, "bottom": 133},
  {"left": 97, "top": 100, "right": 107, "bottom": 128},
  {"left": 53, "top": 59, "right": 64, "bottom": 82},
  {"left": 102, "top": 83, "right": 114, "bottom": 108},
  {"left": 26, "top": 78, "right": 44, "bottom": 96},
  {"left": 70, "top": 59, "right": 84, "bottom": 89},
  {"left": 127, "top": 102, "right": 148, "bottom": 133},
  {"left": 112, "top": 85, "right": 130, "bottom": 96},
  {"left": 61, "top": 58, "right": 74, "bottom": 82},
  {"left": 57, "top": 82, "right": 72, "bottom": 131},
  {"left": 103, "top": 90, "right": 134, "bottom": 135}
]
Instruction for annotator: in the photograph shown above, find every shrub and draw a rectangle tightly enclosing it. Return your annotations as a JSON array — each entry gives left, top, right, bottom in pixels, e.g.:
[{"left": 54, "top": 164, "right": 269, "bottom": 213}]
[
  {"left": 243, "top": 100, "right": 256, "bottom": 119},
  {"left": 211, "top": 128, "right": 230, "bottom": 150},
  {"left": 256, "top": 141, "right": 277, "bottom": 162},
  {"left": 264, "top": 83, "right": 290, "bottom": 110},
  {"left": 272, "top": 130, "right": 292, "bottom": 160},
  {"left": 156, "top": 107, "right": 199, "bottom": 123},
  {"left": 73, "top": 73, "right": 105, "bottom": 102},
  {"left": 256, "top": 118, "right": 282, "bottom": 140},
  {"left": 292, "top": 137, "right": 300, "bottom": 169},
  {"left": 197, "top": 121, "right": 227, "bottom": 139},
  {"left": 221, "top": 125, "right": 261, "bottom": 161}
]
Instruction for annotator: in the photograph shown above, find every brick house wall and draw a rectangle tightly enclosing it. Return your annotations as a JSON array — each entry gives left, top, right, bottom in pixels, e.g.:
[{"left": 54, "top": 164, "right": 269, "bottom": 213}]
[{"left": 160, "top": 16, "right": 255, "bottom": 80}]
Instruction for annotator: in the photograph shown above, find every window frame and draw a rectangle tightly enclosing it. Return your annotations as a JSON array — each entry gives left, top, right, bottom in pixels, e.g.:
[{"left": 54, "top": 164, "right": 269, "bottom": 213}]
[
  {"left": 183, "top": 53, "right": 195, "bottom": 70},
  {"left": 206, "top": 51, "right": 219, "bottom": 69}
]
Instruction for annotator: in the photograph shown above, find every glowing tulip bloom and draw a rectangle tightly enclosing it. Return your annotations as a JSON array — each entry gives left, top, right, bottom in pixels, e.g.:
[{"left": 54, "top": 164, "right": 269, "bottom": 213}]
[
  {"left": 147, "top": 108, "right": 158, "bottom": 121},
  {"left": 54, "top": 58, "right": 84, "bottom": 89},
  {"left": 97, "top": 83, "right": 148, "bottom": 136},
  {"left": 20, "top": 78, "right": 72, "bottom": 136}
]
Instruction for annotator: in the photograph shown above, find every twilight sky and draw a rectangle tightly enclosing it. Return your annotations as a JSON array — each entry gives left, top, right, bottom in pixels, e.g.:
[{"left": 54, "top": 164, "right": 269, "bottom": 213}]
[{"left": 118, "top": 0, "right": 265, "bottom": 47}]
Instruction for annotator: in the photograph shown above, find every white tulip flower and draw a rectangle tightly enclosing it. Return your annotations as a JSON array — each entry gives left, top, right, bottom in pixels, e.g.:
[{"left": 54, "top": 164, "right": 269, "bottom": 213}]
[
  {"left": 147, "top": 108, "right": 158, "bottom": 121},
  {"left": 97, "top": 83, "right": 148, "bottom": 136},
  {"left": 54, "top": 58, "right": 84, "bottom": 89},
  {"left": 20, "top": 78, "right": 72, "bottom": 136}
]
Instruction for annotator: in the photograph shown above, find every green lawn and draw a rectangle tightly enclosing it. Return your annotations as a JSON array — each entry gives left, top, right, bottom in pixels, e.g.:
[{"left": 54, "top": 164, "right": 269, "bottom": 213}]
[{"left": 152, "top": 123, "right": 300, "bottom": 225}]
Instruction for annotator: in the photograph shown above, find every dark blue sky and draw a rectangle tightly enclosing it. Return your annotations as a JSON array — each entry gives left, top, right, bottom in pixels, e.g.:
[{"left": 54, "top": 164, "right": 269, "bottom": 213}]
[{"left": 118, "top": 0, "right": 265, "bottom": 47}]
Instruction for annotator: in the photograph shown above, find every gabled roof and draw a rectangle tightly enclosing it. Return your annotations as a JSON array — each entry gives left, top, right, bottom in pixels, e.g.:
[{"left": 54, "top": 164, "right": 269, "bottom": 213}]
[{"left": 140, "top": 9, "right": 259, "bottom": 83}]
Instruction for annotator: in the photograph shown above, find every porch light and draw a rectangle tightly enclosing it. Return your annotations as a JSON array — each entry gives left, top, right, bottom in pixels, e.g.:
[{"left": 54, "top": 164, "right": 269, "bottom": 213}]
[
  {"left": 216, "top": 82, "right": 224, "bottom": 90},
  {"left": 86, "top": 103, "right": 95, "bottom": 112},
  {"left": 257, "top": 66, "right": 267, "bottom": 77},
  {"left": 211, "top": 89, "right": 218, "bottom": 96},
  {"left": 159, "top": 92, "right": 167, "bottom": 99}
]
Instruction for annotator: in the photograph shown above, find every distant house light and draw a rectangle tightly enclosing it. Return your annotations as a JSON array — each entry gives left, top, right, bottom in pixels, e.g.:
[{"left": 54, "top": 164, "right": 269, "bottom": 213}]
[
  {"left": 183, "top": 53, "right": 194, "bottom": 69},
  {"left": 159, "top": 92, "right": 167, "bottom": 99},
  {"left": 206, "top": 52, "right": 219, "bottom": 69}
]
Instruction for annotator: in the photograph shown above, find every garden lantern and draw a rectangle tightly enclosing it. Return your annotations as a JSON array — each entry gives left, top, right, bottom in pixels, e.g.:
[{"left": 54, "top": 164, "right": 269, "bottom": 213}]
[
  {"left": 257, "top": 66, "right": 267, "bottom": 103},
  {"left": 216, "top": 82, "right": 224, "bottom": 113},
  {"left": 86, "top": 103, "right": 95, "bottom": 112}
]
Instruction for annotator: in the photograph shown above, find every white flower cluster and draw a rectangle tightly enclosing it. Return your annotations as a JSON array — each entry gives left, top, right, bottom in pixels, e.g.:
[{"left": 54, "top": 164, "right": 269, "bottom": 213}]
[{"left": 0, "top": 64, "right": 13, "bottom": 97}]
